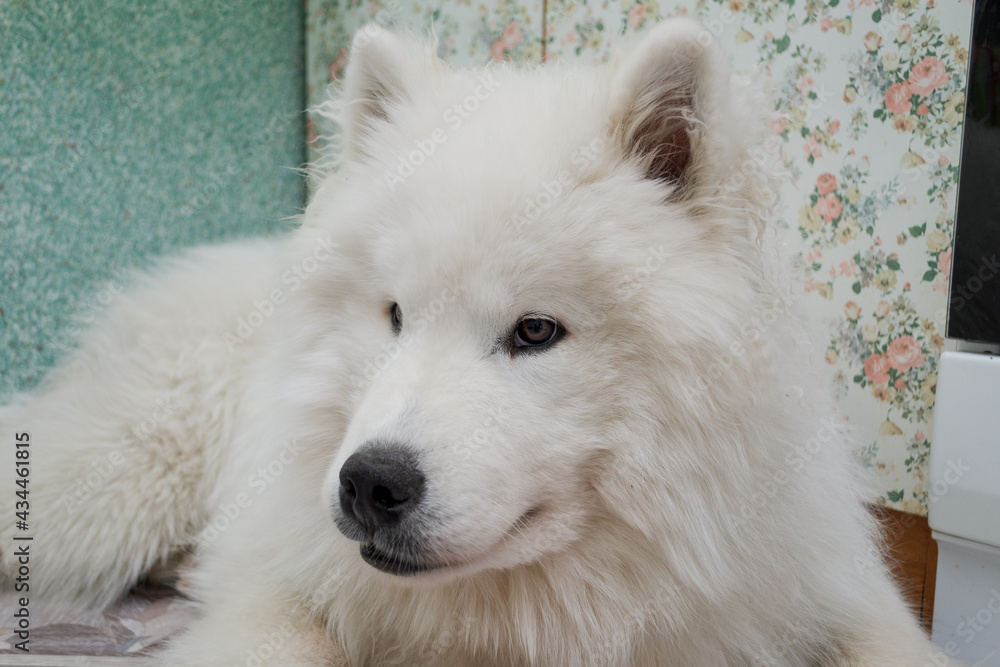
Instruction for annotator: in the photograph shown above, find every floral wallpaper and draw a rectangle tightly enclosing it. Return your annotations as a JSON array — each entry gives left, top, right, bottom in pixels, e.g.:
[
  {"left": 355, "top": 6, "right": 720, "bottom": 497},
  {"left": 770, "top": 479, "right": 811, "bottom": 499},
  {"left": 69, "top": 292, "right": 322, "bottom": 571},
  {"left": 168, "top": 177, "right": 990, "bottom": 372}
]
[
  {"left": 305, "top": 0, "right": 973, "bottom": 516},
  {"left": 306, "top": 0, "right": 543, "bottom": 156}
]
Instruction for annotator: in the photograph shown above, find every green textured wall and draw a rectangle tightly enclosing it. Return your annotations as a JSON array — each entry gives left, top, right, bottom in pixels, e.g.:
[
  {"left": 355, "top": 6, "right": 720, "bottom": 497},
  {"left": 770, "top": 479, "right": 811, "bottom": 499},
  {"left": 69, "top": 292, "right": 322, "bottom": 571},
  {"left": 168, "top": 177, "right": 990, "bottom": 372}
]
[{"left": 0, "top": 0, "right": 306, "bottom": 397}]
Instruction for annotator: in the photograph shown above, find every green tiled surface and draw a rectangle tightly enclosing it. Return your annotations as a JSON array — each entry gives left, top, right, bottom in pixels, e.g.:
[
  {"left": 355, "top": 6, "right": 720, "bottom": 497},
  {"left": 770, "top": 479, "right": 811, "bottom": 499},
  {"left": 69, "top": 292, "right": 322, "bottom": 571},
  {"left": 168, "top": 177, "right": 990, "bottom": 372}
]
[{"left": 0, "top": 0, "right": 306, "bottom": 397}]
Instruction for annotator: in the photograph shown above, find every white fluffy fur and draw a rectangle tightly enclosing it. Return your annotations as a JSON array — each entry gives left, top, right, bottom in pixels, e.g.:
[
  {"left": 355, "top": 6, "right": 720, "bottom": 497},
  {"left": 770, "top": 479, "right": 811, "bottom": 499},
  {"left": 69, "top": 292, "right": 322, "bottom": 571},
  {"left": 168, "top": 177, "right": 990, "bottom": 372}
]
[{"left": 1, "top": 20, "right": 960, "bottom": 666}]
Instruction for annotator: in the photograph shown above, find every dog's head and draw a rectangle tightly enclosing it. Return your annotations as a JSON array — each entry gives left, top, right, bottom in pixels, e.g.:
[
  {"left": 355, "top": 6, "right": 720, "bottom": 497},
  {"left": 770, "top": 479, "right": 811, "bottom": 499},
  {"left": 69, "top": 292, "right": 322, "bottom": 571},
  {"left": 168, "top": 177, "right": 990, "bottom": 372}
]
[{"left": 286, "top": 19, "right": 778, "bottom": 583}]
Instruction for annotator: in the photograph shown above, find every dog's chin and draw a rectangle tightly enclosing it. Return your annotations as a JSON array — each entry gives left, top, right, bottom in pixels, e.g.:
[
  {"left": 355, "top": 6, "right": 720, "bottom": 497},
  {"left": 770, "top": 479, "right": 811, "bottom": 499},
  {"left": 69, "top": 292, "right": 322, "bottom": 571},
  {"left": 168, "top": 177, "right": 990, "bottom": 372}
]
[
  {"left": 354, "top": 506, "right": 556, "bottom": 585},
  {"left": 358, "top": 541, "right": 440, "bottom": 576}
]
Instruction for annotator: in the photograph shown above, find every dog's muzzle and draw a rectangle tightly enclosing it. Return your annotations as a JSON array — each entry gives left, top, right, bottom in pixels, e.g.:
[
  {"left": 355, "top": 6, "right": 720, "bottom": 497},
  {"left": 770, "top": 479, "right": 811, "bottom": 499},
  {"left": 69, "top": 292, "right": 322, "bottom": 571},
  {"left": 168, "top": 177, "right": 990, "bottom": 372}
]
[{"left": 334, "top": 444, "right": 433, "bottom": 575}]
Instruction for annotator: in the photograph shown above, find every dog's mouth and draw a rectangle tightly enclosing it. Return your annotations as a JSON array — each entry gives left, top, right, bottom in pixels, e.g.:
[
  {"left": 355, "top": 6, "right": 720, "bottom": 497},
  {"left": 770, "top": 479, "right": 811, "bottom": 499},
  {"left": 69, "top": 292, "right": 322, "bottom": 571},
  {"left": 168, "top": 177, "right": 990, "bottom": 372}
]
[
  {"left": 355, "top": 506, "right": 545, "bottom": 577},
  {"left": 359, "top": 541, "right": 438, "bottom": 576}
]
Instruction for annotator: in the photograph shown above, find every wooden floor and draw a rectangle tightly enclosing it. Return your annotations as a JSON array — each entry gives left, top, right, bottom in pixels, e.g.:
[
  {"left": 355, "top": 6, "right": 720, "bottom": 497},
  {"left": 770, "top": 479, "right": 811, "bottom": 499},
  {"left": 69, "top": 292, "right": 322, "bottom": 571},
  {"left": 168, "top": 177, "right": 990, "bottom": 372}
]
[{"left": 873, "top": 503, "right": 939, "bottom": 634}]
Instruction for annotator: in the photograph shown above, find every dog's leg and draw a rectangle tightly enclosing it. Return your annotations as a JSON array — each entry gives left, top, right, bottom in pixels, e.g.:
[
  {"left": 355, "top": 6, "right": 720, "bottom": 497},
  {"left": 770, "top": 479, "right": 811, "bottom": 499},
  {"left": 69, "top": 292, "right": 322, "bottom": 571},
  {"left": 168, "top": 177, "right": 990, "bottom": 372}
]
[
  {"left": 0, "top": 376, "right": 221, "bottom": 607},
  {"left": 0, "top": 241, "right": 276, "bottom": 607},
  {"left": 159, "top": 583, "right": 348, "bottom": 667},
  {"left": 829, "top": 578, "right": 963, "bottom": 667}
]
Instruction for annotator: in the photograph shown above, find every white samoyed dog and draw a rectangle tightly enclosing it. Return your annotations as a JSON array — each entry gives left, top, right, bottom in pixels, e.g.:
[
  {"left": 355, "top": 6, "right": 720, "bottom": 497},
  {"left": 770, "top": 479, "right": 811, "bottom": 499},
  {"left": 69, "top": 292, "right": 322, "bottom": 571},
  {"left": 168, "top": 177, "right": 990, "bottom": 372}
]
[{"left": 1, "top": 19, "right": 959, "bottom": 667}]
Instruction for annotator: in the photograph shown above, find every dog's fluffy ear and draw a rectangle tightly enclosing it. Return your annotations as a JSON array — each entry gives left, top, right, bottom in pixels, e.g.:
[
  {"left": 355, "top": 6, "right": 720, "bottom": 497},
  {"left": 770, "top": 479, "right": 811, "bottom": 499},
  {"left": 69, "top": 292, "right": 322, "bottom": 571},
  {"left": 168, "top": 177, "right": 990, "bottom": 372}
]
[
  {"left": 609, "top": 19, "right": 732, "bottom": 197},
  {"left": 341, "top": 24, "right": 437, "bottom": 159}
]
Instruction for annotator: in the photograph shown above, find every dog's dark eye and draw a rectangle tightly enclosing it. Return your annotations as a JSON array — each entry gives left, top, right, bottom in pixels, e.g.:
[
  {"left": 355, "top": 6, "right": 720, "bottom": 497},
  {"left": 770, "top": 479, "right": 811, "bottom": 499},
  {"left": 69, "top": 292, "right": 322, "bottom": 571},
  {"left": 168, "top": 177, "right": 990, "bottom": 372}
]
[
  {"left": 513, "top": 317, "right": 563, "bottom": 350},
  {"left": 389, "top": 303, "right": 403, "bottom": 335}
]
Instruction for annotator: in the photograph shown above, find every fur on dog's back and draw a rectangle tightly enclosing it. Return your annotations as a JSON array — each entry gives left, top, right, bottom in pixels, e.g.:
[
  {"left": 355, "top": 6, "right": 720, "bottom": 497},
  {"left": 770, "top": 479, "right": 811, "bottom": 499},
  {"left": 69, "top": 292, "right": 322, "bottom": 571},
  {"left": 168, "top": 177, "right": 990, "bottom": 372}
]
[
  {"left": 1, "top": 19, "right": 958, "bottom": 667},
  {"left": 0, "top": 240, "right": 281, "bottom": 605}
]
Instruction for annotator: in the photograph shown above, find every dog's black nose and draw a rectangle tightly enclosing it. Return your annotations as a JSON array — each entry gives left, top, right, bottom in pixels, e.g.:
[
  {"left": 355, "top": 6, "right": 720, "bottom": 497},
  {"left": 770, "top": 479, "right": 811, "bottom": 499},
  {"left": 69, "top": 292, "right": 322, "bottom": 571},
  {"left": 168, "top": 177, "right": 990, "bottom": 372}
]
[{"left": 339, "top": 446, "right": 424, "bottom": 534}]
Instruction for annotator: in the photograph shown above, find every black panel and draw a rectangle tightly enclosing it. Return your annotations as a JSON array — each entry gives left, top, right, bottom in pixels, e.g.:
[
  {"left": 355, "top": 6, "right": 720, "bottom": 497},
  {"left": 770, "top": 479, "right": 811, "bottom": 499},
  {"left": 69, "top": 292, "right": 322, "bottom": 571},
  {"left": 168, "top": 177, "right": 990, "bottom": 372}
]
[{"left": 948, "top": 0, "right": 1000, "bottom": 344}]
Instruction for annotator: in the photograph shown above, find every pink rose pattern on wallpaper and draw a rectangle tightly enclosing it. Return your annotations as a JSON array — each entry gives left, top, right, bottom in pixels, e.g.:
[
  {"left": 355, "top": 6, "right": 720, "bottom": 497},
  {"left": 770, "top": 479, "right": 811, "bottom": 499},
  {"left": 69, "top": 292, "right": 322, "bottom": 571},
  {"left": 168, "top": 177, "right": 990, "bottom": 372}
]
[{"left": 305, "top": 0, "right": 972, "bottom": 515}]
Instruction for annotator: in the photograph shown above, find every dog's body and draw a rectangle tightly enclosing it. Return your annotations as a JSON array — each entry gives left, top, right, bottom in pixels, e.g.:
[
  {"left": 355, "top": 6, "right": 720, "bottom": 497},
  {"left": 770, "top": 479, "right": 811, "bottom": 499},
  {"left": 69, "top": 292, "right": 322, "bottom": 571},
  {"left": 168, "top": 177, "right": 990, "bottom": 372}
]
[{"left": 1, "top": 20, "right": 957, "bottom": 666}]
